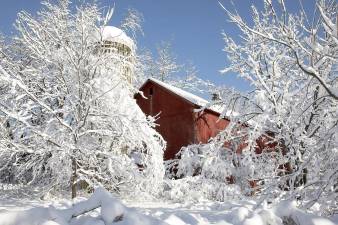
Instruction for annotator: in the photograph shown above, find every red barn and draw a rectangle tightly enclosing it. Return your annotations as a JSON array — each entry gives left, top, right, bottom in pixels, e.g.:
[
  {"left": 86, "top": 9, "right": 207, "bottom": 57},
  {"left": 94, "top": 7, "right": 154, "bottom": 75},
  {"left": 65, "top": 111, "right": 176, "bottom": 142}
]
[
  {"left": 135, "top": 78, "right": 290, "bottom": 191},
  {"left": 135, "top": 78, "right": 229, "bottom": 160}
]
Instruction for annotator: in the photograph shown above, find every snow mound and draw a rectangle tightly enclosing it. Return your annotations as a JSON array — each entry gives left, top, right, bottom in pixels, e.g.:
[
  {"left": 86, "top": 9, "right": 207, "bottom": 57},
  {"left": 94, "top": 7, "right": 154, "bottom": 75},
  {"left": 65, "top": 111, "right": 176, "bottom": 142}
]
[
  {"left": 0, "top": 188, "right": 166, "bottom": 225},
  {"left": 128, "top": 200, "right": 337, "bottom": 225},
  {"left": 0, "top": 191, "right": 336, "bottom": 225}
]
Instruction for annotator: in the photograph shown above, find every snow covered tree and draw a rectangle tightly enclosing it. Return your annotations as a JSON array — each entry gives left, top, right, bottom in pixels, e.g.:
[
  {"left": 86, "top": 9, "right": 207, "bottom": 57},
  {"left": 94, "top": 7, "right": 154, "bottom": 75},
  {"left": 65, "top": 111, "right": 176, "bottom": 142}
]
[
  {"left": 170, "top": 62, "right": 215, "bottom": 95},
  {"left": 139, "top": 41, "right": 215, "bottom": 95},
  {"left": 0, "top": 0, "right": 165, "bottom": 199},
  {"left": 154, "top": 41, "right": 181, "bottom": 82},
  {"left": 171, "top": 0, "right": 337, "bottom": 213},
  {"left": 210, "top": 0, "right": 338, "bottom": 213},
  {"left": 121, "top": 8, "right": 144, "bottom": 40}
]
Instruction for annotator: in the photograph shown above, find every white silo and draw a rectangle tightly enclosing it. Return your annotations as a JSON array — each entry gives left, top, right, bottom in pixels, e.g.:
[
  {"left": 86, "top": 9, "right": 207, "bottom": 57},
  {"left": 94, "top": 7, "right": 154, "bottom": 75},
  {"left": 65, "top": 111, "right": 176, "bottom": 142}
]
[{"left": 98, "top": 26, "right": 135, "bottom": 83}]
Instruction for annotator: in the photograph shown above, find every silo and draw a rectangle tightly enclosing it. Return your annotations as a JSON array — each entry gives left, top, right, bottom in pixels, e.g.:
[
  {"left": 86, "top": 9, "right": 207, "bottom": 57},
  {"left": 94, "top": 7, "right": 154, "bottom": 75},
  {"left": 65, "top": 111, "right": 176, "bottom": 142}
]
[{"left": 98, "top": 26, "right": 135, "bottom": 83}]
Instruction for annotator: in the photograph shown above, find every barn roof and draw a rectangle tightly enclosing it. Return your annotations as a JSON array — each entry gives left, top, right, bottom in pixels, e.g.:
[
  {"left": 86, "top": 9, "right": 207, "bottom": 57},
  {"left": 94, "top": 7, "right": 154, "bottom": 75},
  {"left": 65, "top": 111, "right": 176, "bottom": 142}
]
[
  {"left": 148, "top": 78, "right": 209, "bottom": 106},
  {"left": 139, "top": 78, "right": 226, "bottom": 115}
]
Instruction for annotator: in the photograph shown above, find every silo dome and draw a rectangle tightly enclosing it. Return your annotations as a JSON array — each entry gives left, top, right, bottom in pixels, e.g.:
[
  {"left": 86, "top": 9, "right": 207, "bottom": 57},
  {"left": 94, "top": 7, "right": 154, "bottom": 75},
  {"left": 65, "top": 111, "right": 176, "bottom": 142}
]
[
  {"left": 99, "top": 26, "right": 135, "bottom": 51},
  {"left": 96, "top": 26, "right": 135, "bottom": 83}
]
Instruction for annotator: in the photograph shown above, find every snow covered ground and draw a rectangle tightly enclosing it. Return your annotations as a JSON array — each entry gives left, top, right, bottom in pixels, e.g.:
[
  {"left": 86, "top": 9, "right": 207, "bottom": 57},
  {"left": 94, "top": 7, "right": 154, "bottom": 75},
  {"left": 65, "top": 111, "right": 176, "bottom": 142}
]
[
  {"left": 0, "top": 188, "right": 337, "bottom": 225},
  {"left": 128, "top": 200, "right": 338, "bottom": 225}
]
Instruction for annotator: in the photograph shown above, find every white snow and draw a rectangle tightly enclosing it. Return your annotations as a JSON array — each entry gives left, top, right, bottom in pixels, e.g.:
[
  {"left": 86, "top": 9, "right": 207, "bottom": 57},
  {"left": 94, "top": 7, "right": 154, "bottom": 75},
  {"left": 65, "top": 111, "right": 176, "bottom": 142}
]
[
  {"left": 1, "top": 190, "right": 336, "bottom": 225},
  {"left": 144, "top": 78, "right": 240, "bottom": 116},
  {"left": 96, "top": 26, "right": 135, "bottom": 50},
  {"left": 0, "top": 188, "right": 166, "bottom": 225},
  {"left": 128, "top": 200, "right": 338, "bottom": 225},
  {"left": 148, "top": 78, "right": 209, "bottom": 106}
]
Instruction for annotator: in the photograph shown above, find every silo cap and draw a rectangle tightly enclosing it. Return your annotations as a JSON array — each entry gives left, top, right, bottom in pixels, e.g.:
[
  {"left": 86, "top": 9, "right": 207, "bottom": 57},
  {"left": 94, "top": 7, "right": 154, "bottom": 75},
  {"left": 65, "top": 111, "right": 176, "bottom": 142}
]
[{"left": 96, "top": 26, "right": 135, "bottom": 50}]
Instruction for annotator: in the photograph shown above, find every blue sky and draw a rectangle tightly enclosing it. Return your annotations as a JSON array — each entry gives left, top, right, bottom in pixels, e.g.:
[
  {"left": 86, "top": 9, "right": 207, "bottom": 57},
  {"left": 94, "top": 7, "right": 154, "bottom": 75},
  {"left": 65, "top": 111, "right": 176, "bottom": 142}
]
[{"left": 0, "top": 0, "right": 316, "bottom": 96}]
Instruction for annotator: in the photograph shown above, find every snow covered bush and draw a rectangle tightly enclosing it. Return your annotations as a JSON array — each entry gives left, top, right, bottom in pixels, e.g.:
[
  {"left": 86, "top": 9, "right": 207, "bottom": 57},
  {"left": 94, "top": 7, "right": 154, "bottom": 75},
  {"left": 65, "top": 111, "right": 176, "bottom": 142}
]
[
  {"left": 212, "top": 0, "right": 338, "bottom": 215},
  {"left": 169, "top": 137, "right": 287, "bottom": 199},
  {"left": 0, "top": 0, "right": 164, "bottom": 199},
  {"left": 164, "top": 175, "right": 242, "bottom": 203},
  {"left": 165, "top": 143, "right": 244, "bottom": 202}
]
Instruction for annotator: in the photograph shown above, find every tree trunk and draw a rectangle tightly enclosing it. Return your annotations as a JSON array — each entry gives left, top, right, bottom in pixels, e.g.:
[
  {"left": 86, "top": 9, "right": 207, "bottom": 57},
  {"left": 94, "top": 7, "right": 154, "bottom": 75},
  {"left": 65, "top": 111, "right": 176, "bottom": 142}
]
[{"left": 71, "top": 157, "right": 77, "bottom": 199}]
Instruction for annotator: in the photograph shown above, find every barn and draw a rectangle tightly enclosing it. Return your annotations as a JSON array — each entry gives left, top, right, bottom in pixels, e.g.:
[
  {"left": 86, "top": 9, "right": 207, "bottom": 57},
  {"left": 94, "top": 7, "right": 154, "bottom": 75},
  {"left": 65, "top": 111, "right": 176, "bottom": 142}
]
[{"left": 135, "top": 78, "right": 229, "bottom": 160}]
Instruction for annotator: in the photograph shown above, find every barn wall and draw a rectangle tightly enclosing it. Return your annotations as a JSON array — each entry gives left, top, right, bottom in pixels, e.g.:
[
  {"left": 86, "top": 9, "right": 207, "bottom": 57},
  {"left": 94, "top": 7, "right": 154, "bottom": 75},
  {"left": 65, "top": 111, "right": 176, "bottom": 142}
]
[
  {"left": 136, "top": 82, "right": 195, "bottom": 160},
  {"left": 194, "top": 111, "right": 230, "bottom": 144}
]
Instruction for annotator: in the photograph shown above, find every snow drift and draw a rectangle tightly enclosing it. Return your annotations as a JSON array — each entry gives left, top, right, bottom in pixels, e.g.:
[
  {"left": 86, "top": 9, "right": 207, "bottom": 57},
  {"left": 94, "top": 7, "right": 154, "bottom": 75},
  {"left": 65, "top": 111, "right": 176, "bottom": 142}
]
[
  {"left": 0, "top": 187, "right": 336, "bottom": 225},
  {"left": 0, "top": 188, "right": 165, "bottom": 225}
]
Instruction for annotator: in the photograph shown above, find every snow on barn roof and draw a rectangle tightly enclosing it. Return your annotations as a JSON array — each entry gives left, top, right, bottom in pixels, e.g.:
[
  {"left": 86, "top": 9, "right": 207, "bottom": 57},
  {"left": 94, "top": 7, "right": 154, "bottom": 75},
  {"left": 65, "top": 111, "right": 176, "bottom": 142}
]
[
  {"left": 140, "top": 78, "right": 233, "bottom": 118},
  {"left": 148, "top": 78, "right": 209, "bottom": 106},
  {"left": 96, "top": 26, "right": 135, "bottom": 50}
]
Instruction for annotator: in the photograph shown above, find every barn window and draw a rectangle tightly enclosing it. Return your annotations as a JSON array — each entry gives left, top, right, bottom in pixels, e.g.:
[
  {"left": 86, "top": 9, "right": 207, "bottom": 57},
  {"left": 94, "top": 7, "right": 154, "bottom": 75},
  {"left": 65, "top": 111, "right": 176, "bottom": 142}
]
[{"left": 149, "top": 88, "right": 153, "bottom": 95}]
